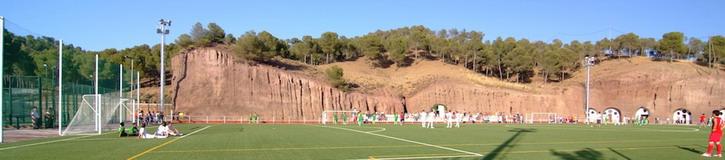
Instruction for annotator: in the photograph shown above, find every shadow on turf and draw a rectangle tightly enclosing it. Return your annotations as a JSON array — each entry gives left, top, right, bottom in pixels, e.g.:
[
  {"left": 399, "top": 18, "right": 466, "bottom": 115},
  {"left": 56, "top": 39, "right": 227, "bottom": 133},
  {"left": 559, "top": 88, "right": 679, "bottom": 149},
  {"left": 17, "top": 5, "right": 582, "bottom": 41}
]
[
  {"left": 607, "top": 147, "right": 632, "bottom": 160},
  {"left": 480, "top": 128, "right": 536, "bottom": 160},
  {"left": 550, "top": 148, "right": 605, "bottom": 160},
  {"left": 676, "top": 145, "right": 702, "bottom": 154}
]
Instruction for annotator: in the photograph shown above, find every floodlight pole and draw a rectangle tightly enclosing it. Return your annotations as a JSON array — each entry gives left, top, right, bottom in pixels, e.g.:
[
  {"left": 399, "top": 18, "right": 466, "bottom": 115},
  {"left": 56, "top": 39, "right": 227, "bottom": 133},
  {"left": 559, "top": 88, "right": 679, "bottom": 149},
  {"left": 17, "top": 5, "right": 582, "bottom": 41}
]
[
  {"left": 0, "top": 16, "right": 5, "bottom": 143},
  {"left": 584, "top": 56, "right": 594, "bottom": 123},
  {"left": 58, "top": 40, "right": 63, "bottom": 135},
  {"left": 157, "top": 19, "right": 171, "bottom": 114}
]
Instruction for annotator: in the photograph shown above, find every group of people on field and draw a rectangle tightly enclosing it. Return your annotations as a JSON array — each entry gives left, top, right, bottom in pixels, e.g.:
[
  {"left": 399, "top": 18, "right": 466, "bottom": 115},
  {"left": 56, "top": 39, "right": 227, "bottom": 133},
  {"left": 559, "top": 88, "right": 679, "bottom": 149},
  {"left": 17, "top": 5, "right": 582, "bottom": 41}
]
[
  {"left": 324, "top": 109, "right": 558, "bottom": 127},
  {"left": 137, "top": 110, "right": 165, "bottom": 126},
  {"left": 118, "top": 121, "right": 183, "bottom": 139}
]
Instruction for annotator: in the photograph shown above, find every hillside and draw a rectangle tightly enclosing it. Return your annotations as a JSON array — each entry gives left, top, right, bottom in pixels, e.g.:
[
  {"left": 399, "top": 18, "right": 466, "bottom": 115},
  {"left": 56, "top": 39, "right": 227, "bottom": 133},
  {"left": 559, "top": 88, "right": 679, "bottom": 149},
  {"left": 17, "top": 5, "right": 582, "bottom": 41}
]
[{"left": 318, "top": 59, "right": 532, "bottom": 95}]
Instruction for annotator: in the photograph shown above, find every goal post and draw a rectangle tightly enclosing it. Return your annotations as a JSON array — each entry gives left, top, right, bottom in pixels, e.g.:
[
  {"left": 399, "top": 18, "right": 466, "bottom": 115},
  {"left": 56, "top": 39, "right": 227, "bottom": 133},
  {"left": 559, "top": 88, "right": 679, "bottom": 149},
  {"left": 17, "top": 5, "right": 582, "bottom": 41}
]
[
  {"left": 62, "top": 94, "right": 100, "bottom": 135},
  {"left": 526, "top": 112, "right": 562, "bottom": 124},
  {"left": 62, "top": 92, "right": 128, "bottom": 135},
  {"left": 321, "top": 110, "right": 358, "bottom": 125}
]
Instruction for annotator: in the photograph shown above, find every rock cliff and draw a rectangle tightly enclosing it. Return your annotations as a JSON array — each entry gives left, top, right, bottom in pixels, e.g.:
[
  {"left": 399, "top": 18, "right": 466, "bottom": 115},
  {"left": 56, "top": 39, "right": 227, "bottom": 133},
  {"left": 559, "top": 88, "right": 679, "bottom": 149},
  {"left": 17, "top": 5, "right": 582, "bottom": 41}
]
[{"left": 171, "top": 48, "right": 725, "bottom": 121}]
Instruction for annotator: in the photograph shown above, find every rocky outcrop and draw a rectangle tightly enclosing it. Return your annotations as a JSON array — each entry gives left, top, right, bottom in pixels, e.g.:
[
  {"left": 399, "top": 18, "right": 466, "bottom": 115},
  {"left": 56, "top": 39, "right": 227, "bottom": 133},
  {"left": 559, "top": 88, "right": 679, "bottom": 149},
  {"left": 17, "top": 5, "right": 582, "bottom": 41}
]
[
  {"left": 172, "top": 48, "right": 725, "bottom": 121},
  {"left": 171, "top": 48, "right": 404, "bottom": 120},
  {"left": 406, "top": 60, "right": 725, "bottom": 119}
]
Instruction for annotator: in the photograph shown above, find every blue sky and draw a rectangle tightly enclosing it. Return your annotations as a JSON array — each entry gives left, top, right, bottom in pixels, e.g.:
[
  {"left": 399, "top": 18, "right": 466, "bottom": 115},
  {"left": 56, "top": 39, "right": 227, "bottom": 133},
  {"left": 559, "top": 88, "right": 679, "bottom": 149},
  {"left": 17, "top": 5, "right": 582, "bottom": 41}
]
[{"left": 2, "top": 0, "right": 724, "bottom": 51}]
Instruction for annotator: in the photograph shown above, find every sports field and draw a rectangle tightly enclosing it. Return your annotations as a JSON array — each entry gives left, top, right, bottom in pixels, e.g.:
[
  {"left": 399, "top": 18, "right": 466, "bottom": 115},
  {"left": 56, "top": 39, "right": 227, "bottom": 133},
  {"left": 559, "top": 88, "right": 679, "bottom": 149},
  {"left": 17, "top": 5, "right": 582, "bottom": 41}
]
[{"left": 0, "top": 123, "right": 711, "bottom": 160}]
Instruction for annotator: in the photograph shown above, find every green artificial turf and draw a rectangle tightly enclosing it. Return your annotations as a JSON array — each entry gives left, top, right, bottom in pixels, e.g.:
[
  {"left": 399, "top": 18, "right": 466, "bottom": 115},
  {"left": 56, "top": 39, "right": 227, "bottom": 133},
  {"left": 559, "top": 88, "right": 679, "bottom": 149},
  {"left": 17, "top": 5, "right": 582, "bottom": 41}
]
[{"left": 0, "top": 123, "right": 715, "bottom": 160}]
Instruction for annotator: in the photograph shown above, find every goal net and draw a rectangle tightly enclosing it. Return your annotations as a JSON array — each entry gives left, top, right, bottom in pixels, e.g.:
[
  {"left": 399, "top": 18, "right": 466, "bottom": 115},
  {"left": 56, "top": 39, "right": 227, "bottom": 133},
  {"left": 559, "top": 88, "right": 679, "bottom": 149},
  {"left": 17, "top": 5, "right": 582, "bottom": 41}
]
[
  {"left": 321, "top": 110, "right": 358, "bottom": 125},
  {"left": 62, "top": 93, "right": 129, "bottom": 135},
  {"left": 526, "top": 113, "right": 563, "bottom": 124}
]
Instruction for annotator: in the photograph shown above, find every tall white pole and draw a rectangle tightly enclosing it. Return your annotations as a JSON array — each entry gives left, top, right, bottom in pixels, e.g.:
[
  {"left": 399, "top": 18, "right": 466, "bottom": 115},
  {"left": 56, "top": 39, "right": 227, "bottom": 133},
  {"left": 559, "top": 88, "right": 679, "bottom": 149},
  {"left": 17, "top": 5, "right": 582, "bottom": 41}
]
[
  {"left": 136, "top": 71, "right": 140, "bottom": 117},
  {"left": 95, "top": 53, "right": 100, "bottom": 134},
  {"left": 586, "top": 63, "right": 590, "bottom": 122},
  {"left": 584, "top": 56, "right": 594, "bottom": 123},
  {"left": 58, "top": 40, "right": 63, "bottom": 135},
  {"left": 160, "top": 30, "right": 165, "bottom": 114},
  {"left": 119, "top": 64, "right": 123, "bottom": 122},
  {"left": 157, "top": 19, "right": 170, "bottom": 116},
  {"left": 0, "top": 16, "right": 5, "bottom": 143},
  {"left": 131, "top": 60, "right": 135, "bottom": 123}
]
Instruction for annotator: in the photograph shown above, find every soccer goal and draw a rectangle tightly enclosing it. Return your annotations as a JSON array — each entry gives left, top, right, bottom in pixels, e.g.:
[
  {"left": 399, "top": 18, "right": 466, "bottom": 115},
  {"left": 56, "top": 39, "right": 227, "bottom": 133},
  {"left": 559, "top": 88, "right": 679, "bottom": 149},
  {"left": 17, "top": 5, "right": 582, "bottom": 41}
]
[
  {"left": 526, "top": 113, "right": 562, "bottom": 124},
  {"left": 62, "top": 93, "right": 127, "bottom": 135},
  {"left": 321, "top": 110, "right": 358, "bottom": 125}
]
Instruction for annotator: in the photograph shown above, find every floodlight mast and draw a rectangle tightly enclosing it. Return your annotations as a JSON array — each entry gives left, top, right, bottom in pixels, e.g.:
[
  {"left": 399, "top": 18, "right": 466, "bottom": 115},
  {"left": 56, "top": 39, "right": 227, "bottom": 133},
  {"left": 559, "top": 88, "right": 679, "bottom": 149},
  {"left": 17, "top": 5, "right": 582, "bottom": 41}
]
[
  {"left": 157, "top": 19, "right": 171, "bottom": 114},
  {"left": 584, "top": 55, "right": 595, "bottom": 123}
]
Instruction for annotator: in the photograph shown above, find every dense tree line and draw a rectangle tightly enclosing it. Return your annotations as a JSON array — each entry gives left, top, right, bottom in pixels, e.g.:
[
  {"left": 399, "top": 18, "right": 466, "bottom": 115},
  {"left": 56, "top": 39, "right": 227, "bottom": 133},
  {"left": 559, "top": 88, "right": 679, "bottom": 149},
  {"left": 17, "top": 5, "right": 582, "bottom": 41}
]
[
  {"left": 175, "top": 24, "right": 724, "bottom": 83},
  {"left": 3, "top": 28, "right": 178, "bottom": 88},
  {"left": 4, "top": 23, "right": 724, "bottom": 88}
]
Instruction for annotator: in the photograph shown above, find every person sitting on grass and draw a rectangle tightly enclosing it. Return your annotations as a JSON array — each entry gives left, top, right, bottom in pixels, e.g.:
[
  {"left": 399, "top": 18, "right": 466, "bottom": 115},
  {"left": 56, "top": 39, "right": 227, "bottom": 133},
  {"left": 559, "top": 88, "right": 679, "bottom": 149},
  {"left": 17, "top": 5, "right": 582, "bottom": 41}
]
[
  {"left": 118, "top": 122, "right": 128, "bottom": 137},
  {"left": 155, "top": 122, "right": 169, "bottom": 138},
  {"left": 138, "top": 123, "right": 157, "bottom": 139},
  {"left": 127, "top": 122, "right": 139, "bottom": 136},
  {"left": 166, "top": 121, "right": 183, "bottom": 136}
]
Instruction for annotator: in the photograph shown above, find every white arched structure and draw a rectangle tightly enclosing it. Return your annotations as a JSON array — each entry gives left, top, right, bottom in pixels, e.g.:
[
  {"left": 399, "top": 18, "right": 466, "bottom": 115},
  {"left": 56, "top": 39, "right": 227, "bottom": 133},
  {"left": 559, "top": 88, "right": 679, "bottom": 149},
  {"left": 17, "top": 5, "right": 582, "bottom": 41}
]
[
  {"left": 672, "top": 108, "right": 691, "bottom": 124},
  {"left": 587, "top": 108, "right": 599, "bottom": 123},
  {"left": 434, "top": 104, "right": 446, "bottom": 115},
  {"left": 603, "top": 107, "right": 621, "bottom": 124},
  {"left": 634, "top": 107, "right": 649, "bottom": 121}
]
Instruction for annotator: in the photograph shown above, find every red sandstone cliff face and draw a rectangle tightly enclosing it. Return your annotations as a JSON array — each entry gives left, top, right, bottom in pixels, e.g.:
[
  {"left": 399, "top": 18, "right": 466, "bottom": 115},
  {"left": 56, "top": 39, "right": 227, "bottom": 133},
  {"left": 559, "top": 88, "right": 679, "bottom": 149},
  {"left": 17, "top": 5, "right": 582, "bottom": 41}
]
[
  {"left": 171, "top": 48, "right": 404, "bottom": 120},
  {"left": 406, "top": 59, "right": 725, "bottom": 119},
  {"left": 171, "top": 48, "right": 725, "bottom": 121}
]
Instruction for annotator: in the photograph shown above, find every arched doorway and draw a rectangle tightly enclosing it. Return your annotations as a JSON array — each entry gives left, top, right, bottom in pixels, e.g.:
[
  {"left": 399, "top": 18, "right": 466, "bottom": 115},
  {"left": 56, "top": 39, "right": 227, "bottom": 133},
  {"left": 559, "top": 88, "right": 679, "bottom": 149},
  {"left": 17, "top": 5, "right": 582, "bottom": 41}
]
[
  {"left": 603, "top": 107, "right": 621, "bottom": 124},
  {"left": 672, "top": 108, "right": 691, "bottom": 124},
  {"left": 432, "top": 104, "right": 446, "bottom": 115},
  {"left": 587, "top": 108, "right": 599, "bottom": 123}
]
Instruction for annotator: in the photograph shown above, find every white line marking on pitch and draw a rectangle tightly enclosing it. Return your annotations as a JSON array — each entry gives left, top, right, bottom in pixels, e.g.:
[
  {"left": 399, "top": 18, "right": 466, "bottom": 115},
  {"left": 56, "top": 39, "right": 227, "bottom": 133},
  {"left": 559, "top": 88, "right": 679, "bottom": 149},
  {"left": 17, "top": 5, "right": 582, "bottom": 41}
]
[
  {"left": 320, "top": 125, "right": 483, "bottom": 157},
  {"left": 127, "top": 125, "right": 212, "bottom": 160},
  {"left": 365, "top": 127, "right": 386, "bottom": 133},
  {"left": 355, "top": 154, "right": 480, "bottom": 160},
  {"left": 0, "top": 131, "right": 114, "bottom": 151},
  {"left": 0, "top": 135, "right": 91, "bottom": 151}
]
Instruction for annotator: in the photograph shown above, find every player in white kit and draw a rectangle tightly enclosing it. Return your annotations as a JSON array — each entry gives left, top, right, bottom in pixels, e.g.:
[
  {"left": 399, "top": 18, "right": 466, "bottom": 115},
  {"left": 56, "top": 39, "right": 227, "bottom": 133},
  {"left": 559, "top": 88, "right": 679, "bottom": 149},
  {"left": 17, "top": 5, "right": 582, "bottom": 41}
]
[
  {"left": 446, "top": 110, "right": 454, "bottom": 128},
  {"left": 455, "top": 111, "right": 464, "bottom": 128},
  {"left": 420, "top": 110, "right": 428, "bottom": 128},
  {"left": 427, "top": 111, "right": 436, "bottom": 128}
]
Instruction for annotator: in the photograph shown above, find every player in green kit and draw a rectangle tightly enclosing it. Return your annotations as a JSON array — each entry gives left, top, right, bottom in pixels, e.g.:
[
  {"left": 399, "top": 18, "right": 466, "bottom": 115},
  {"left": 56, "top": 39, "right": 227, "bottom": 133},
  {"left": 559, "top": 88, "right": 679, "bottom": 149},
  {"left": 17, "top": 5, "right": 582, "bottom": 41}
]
[
  {"left": 341, "top": 113, "right": 348, "bottom": 125},
  {"left": 394, "top": 112, "right": 399, "bottom": 125},
  {"left": 357, "top": 112, "right": 364, "bottom": 126},
  {"left": 371, "top": 113, "right": 377, "bottom": 124},
  {"left": 333, "top": 112, "right": 339, "bottom": 124}
]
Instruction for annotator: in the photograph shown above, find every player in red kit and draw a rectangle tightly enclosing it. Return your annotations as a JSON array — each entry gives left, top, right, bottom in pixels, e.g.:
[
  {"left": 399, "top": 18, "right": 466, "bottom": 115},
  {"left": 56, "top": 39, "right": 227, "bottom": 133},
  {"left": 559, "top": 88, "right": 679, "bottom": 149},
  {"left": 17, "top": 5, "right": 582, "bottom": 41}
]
[
  {"left": 700, "top": 113, "right": 707, "bottom": 127},
  {"left": 703, "top": 110, "right": 724, "bottom": 157}
]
